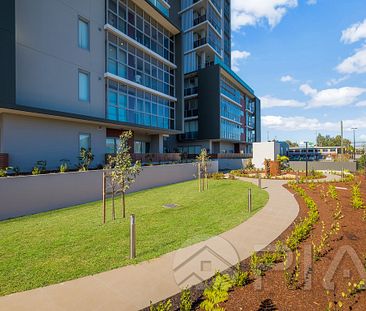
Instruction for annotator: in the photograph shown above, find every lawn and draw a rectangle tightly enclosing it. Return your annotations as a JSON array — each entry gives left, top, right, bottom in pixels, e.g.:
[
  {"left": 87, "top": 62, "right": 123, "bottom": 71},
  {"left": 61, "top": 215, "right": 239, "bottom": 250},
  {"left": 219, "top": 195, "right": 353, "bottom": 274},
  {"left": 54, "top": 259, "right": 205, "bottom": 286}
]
[{"left": 0, "top": 179, "right": 268, "bottom": 296}]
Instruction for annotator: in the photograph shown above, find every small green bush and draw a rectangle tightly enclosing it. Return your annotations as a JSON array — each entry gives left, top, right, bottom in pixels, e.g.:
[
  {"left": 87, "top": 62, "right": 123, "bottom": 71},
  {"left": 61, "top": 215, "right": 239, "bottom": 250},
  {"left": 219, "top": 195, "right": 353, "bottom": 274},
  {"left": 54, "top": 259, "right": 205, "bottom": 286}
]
[
  {"left": 180, "top": 288, "right": 192, "bottom": 311},
  {"left": 150, "top": 299, "right": 172, "bottom": 311},
  {"left": 200, "top": 273, "right": 234, "bottom": 311},
  {"left": 232, "top": 265, "right": 250, "bottom": 287},
  {"left": 209, "top": 172, "right": 225, "bottom": 180}
]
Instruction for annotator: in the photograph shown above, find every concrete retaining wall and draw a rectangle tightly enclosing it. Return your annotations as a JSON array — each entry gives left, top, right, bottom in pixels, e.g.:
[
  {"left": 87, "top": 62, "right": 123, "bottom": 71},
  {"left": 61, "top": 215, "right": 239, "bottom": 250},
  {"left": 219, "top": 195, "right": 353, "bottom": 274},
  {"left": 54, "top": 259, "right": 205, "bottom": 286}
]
[
  {"left": 289, "top": 161, "right": 357, "bottom": 172},
  {"left": 0, "top": 161, "right": 218, "bottom": 220},
  {"left": 218, "top": 159, "right": 250, "bottom": 171}
]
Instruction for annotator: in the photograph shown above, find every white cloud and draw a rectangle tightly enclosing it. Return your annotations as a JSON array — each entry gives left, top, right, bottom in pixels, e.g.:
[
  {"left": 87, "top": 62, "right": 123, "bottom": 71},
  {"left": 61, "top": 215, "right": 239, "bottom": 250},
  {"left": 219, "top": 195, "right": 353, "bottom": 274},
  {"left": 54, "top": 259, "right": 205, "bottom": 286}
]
[
  {"left": 231, "top": 0, "right": 298, "bottom": 31},
  {"left": 299, "top": 84, "right": 317, "bottom": 96},
  {"left": 263, "top": 115, "right": 366, "bottom": 132},
  {"left": 356, "top": 100, "right": 366, "bottom": 107},
  {"left": 299, "top": 84, "right": 366, "bottom": 108},
  {"left": 261, "top": 95, "right": 305, "bottom": 108},
  {"left": 341, "top": 19, "right": 366, "bottom": 44},
  {"left": 280, "top": 75, "right": 295, "bottom": 83},
  {"left": 306, "top": 0, "right": 317, "bottom": 5},
  {"left": 336, "top": 45, "right": 366, "bottom": 74},
  {"left": 231, "top": 50, "right": 251, "bottom": 72},
  {"left": 326, "top": 76, "right": 349, "bottom": 86}
]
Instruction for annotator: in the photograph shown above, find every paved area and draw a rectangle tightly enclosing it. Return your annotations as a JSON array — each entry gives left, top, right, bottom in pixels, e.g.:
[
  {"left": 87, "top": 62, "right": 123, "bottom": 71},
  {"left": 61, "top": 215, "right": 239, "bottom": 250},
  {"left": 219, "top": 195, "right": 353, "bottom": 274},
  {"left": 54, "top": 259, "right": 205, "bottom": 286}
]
[{"left": 0, "top": 178, "right": 299, "bottom": 311}]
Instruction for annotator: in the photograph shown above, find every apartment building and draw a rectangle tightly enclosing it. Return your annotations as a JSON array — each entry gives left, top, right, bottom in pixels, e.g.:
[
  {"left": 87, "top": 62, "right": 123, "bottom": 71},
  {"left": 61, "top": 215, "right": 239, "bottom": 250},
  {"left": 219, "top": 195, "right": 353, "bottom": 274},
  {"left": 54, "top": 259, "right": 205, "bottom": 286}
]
[
  {"left": 172, "top": 0, "right": 261, "bottom": 156},
  {"left": 0, "top": 0, "right": 261, "bottom": 172},
  {"left": 0, "top": 0, "right": 184, "bottom": 171}
]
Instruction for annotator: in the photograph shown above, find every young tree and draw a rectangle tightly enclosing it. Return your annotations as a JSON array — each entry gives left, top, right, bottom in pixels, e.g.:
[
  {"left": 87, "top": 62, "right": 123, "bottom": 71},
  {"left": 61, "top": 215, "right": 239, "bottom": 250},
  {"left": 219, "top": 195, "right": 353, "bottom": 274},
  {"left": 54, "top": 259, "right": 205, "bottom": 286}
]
[
  {"left": 109, "top": 131, "right": 142, "bottom": 218},
  {"left": 196, "top": 148, "right": 210, "bottom": 191}
]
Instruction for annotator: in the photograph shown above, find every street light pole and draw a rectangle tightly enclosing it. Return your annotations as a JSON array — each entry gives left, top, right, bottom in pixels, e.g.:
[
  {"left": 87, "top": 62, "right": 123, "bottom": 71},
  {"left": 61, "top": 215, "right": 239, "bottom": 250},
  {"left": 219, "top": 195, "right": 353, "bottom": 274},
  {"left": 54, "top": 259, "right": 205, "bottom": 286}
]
[
  {"left": 352, "top": 128, "right": 357, "bottom": 161},
  {"left": 305, "top": 141, "right": 309, "bottom": 177}
]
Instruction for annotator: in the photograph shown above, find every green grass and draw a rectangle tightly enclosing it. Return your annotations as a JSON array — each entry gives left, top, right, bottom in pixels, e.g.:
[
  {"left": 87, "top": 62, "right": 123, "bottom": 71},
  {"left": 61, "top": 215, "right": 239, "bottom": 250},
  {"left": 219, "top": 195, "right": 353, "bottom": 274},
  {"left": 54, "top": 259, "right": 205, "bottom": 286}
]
[{"left": 0, "top": 179, "right": 268, "bottom": 296}]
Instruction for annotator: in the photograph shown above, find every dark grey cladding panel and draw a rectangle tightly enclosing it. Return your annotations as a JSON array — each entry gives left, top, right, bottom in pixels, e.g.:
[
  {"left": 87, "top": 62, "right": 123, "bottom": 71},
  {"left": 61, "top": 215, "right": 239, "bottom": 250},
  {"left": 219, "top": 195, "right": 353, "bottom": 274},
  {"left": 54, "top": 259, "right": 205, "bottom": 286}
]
[
  {"left": 197, "top": 65, "right": 221, "bottom": 140},
  {"left": 0, "top": 0, "right": 15, "bottom": 107}
]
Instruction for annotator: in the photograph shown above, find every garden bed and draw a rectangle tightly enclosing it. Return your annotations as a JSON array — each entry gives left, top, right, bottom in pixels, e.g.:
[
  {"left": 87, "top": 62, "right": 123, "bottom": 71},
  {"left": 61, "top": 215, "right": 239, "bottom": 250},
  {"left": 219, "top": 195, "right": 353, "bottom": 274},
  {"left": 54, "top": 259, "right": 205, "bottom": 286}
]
[
  {"left": 148, "top": 176, "right": 366, "bottom": 311},
  {"left": 221, "top": 177, "right": 366, "bottom": 310},
  {"left": 230, "top": 169, "right": 326, "bottom": 181}
]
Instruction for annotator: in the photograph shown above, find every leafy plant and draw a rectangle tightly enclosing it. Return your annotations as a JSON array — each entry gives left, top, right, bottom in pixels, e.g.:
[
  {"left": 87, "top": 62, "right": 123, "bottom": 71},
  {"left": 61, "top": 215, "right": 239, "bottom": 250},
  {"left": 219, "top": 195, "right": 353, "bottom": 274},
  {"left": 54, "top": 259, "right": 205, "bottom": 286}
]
[
  {"left": 209, "top": 172, "right": 225, "bottom": 180},
  {"left": 32, "top": 160, "right": 47, "bottom": 175},
  {"left": 108, "top": 131, "right": 142, "bottom": 218},
  {"left": 150, "top": 299, "right": 172, "bottom": 311},
  {"left": 0, "top": 168, "right": 6, "bottom": 177},
  {"left": 59, "top": 159, "right": 70, "bottom": 173},
  {"left": 180, "top": 288, "right": 192, "bottom": 311},
  {"left": 78, "top": 148, "right": 94, "bottom": 171},
  {"left": 333, "top": 202, "right": 344, "bottom": 221},
  {"left": 327, "top": 185, "right": 338, "bottom": 200},
  {"left": 232, "top": 265, "right": 250, "bottom": 287},
  {"left": 312, "top": 221, "right": 330, "bottom": 262},
  {"left": 250, "top": 252, "right": 264, "bottom": 277},
  {"left": 351, "top": 183, "right": 364, "bottom": 210},
  {"left": 284, "top": 249, "right": 301, "bottom": 290},
  {"left": 200, "top": 273, "right": 234, "bottom": 311},
  {"left": 245, "top": 159, "right": 255, "bottom": 171}
]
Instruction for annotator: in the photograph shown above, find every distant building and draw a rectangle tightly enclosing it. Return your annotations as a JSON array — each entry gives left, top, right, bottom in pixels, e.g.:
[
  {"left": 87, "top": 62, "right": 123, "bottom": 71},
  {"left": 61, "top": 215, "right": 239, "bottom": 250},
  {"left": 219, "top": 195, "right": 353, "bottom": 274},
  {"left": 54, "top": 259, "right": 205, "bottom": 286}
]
[
  {"left": 287, "top": 146, "right": 345, "bottom": 161},
  {"left": 252, "top": 141, "right": 289, "bottom": 169}
]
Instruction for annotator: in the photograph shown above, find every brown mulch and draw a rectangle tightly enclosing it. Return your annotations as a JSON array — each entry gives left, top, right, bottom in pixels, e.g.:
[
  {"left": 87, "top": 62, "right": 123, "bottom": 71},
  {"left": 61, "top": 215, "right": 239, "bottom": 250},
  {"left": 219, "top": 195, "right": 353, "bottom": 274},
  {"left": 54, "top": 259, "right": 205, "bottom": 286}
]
[{"left": 222, "top": 176, "right": 366, "bottom": 311}]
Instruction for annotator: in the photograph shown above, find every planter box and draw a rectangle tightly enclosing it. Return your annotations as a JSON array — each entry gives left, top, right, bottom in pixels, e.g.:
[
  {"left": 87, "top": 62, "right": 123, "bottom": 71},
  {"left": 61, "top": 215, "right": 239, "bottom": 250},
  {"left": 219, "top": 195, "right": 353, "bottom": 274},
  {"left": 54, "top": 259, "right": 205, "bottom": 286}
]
[
  {"left": 0, "top": 154, "right": 9, "bottom": 169},
  {"left": 270, "top": 161, "right": 281, "bottom": 176}
]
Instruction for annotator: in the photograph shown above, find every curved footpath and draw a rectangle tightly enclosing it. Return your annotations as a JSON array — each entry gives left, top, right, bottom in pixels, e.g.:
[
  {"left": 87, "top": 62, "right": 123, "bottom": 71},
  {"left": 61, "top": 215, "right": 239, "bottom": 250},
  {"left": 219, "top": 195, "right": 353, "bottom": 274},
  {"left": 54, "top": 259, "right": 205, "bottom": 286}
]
[{"left": 0, "top": 178, "right": 300, "bottom": 311}]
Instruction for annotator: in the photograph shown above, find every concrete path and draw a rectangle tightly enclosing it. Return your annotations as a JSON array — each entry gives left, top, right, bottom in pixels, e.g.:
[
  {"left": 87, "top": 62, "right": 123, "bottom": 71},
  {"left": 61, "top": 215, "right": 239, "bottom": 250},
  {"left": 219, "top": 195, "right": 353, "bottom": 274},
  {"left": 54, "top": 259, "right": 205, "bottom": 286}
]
[{"left": 0, "top": 178, "right": 299, "bottom": 311}]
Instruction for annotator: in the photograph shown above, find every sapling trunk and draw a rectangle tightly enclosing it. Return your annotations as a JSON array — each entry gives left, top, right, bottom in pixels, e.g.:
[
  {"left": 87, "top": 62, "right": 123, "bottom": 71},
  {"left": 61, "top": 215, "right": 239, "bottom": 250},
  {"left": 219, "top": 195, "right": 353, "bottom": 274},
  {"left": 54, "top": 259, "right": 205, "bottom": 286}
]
[
  {"left": 122, "top": 191, "right": 126, "bottom": 219},
  {"left": 112, "top": 191, "right": 116, "bottom": 220}
]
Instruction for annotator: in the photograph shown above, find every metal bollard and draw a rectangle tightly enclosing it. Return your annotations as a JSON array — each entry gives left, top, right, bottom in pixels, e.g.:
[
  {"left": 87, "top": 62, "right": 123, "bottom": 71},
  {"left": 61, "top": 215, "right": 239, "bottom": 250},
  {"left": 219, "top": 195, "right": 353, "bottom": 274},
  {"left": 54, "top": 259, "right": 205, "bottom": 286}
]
[
  {"left": 248, "top": 188, "right": 252, "bottom": 213},
  {"left": 258, "top": 175, "right": 262, "bottom": 189},
  {"left": 130, "top": 214, "right": 136, "bottom": 259}
]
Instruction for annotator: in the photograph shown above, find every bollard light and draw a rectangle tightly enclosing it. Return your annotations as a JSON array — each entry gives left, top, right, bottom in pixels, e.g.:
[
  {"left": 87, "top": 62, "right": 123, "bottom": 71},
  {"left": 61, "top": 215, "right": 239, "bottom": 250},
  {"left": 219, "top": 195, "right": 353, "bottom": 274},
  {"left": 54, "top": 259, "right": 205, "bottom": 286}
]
[
  {"left": 130, "top": 214, "right": 136, "bottom": 259},
  {"left": 248, "top": 188, "right": 252, "bottom": 213}
]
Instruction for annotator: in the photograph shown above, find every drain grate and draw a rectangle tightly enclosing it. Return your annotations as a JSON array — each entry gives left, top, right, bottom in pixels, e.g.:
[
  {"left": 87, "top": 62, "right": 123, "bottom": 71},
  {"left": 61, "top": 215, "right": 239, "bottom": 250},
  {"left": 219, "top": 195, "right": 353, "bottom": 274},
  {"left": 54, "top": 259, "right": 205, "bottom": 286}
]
[
  {"left": 258, "top": 299, "right": 278, "bottom": 311},
  {"left": 163, "top": 204, "right": 179, "bottom": 209}
]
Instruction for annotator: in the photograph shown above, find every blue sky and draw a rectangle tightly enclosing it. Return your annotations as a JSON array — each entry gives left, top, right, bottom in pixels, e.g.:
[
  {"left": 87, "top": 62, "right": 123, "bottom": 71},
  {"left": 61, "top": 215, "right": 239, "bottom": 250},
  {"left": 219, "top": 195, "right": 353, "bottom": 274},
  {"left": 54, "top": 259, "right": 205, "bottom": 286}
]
[{"left": 231, "top": 0, "right": 366, "bottom": 145}]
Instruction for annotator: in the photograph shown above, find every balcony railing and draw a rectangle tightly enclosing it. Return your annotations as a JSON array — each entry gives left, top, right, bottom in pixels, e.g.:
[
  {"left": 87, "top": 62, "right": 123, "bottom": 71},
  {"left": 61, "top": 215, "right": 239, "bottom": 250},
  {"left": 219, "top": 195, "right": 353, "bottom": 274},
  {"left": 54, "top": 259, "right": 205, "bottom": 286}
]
[
  {"left": 193, "top": 15, "right": 207, "bottom": 26},
  {"left": 194, "top": 37, "right": 207, "bottom": 48},
  {"left": 132, "top": 153, "right": 181, "bottom": 163},
  {"left": 177, "top": 132, "right": 199, "bottom": 141},
  {"left": 184, "top": 87, "right": 198, "bottom": 96}
]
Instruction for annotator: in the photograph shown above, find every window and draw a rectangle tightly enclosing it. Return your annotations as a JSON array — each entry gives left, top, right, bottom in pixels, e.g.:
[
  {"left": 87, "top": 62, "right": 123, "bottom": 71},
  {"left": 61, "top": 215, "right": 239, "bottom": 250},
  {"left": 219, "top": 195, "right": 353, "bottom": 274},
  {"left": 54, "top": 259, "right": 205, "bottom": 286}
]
[
  {"left": 134, "top": 141, "right": 150, "bottom": 154},
  {"left": 79, "top": 133, "right": 91, "bottom": 151},
  {"left": 78, "top": 18, "right": 90, "bottom": 50},
  {"left": 78, "top": 70, "right": 90, "bottom": 102}
]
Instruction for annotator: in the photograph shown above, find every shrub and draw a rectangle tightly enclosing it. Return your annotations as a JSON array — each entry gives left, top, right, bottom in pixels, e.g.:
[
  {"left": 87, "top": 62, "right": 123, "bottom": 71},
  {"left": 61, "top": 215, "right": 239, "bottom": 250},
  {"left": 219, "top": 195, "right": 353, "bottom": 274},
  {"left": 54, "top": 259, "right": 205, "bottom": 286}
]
[
  {"left": 232, "top": 265, "right": 250, "bottom": 287},
  {"left": 351, "top": 183, "right": 365, "bottom": 210},
  {"left": 200, "top": 273, "right": 233, "bottom": 311},
  {"left": 0, "top": 169, "right": 6, "bottom": 177},
  {"left": 327, "top": 185, "right": 338, "bottom": 200},
  {"left": 284, "top": 249, "right": 301, "bottom": 290},
  {"left": 179, "top": 288, "right": 192, "bottom": 311},
  {"left": 286, "top": 184, "right": 319, "bottom": 251},
  {"left": 78, "top": 148, "right": 94, "bottom": 171},
  {"left": 32, "top": 160, "right": 47, "bottom": 175},
  {"left": 209, "top": 172, "right": 225, "bottom": 180},
  {"left": 150, "top": 299, "right": 172, "bottom": 311},
  {"left": 59, "top": 159, "right": 70, "bottom": 173}
]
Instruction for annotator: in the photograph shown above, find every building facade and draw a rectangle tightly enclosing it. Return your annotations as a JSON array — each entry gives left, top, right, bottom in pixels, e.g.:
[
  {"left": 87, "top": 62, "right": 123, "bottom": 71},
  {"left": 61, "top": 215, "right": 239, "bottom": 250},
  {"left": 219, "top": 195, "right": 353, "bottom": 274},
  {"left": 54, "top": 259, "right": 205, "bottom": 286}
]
[
  {"left": 172, "top": 0, "right": 261, "bottom": 156},
  {"left": 0, "top": 0, "right": 261, "bottom": 172},
  {"left": 0, "top": 0, "right": 183, "bottom": 171}
]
